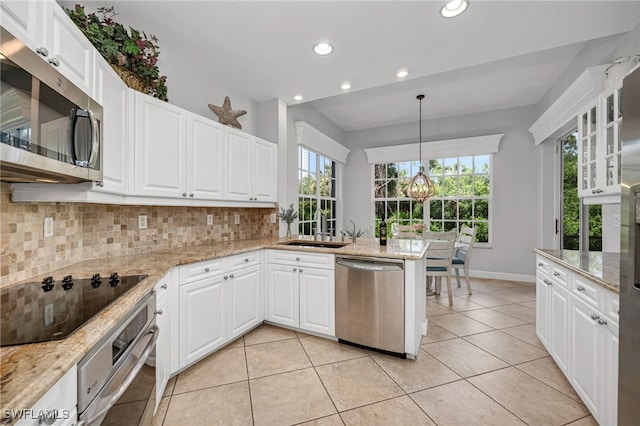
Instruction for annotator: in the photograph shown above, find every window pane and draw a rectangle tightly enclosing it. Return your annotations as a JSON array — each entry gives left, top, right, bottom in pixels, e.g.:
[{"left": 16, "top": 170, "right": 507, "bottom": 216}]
[
  {"left": 474, "top": 199, "right": 488, "bottom": 220},
  {"left": 412, "top": 201, "right": 424, "bottom": 220},
  {"left": 375, "top": 201, "right": 386, "bottom": 220},
  {"left": 387, "top": 163, "right": 399, "bottom": 178},
  {"left": 443, "top": 176, "right": 457, "bottom": 196},
  {"left": 399, "top": 200, "right": 411, "bottom": 222},
  {"left": 459, "top": 199, "right": 472, "bottom": 220},
  {"left": 444, "top": 221, "right": 457, "bottom": 232},
  {"left": 474, "top": 175, "right": 490, "bottom": 196},
  {"left": 309, "top": 151, "right": 316, "bottom": 173},
  {"left": 444, "top": 158, "right": 458, "bottom": 175},
  {"left": 429, "top": 159, "right": 443, "bottom": 176},
  {"left": 431, "top": 177, "right": 443, "bottom": 197},
  {"left": 374, "top": 164, "right": 386, "bottom": 179},
  {"left": 459, "top": 156, "right": 473, "bottom": 173},
  {"left": 459, "top": 175, "right": 473, "bottom": 196},
  {"left": 444, "top": 200, "right": 457, "bottom": 220},
  {"left": 430, "top": 221, "right": 442, "bottom": 232},
  {"left": 474, "top": 221, "right": 489, "bottom": 243},
  {"left": 374, "top": 180, "right": 386, "bottom": 198},
  {"left": 475, "top": 155, "right": 490, "bottom": 173}
]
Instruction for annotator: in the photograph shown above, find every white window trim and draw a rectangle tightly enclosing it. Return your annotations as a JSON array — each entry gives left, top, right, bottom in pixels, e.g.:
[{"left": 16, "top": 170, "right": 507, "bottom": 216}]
[
  {"left": 295, "top": 121, "right": 350, "bottom": 163},
  {"left": 363, "top": 134, "right": 502, "bottom": 164}
]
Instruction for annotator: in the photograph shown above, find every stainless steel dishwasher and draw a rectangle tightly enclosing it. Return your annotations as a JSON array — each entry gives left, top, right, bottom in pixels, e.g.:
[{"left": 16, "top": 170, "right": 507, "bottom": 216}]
[{"left": 335, "top": 255, "right": 405, "bottom": 357}]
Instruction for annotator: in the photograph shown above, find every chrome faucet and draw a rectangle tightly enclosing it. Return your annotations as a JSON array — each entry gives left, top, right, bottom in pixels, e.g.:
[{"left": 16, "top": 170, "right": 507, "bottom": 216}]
[
  {"left": 315, "top": 210, "right": 329, "bottom": 241},
  {"left": 348, "top": 220, "right": 357, "bottom": 243}
]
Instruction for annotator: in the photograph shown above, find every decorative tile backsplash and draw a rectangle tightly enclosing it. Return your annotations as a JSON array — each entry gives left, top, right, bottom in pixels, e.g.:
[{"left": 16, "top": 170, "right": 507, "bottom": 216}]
[{"left": 0, "top": 183, "right": 278, "bottom": 286}]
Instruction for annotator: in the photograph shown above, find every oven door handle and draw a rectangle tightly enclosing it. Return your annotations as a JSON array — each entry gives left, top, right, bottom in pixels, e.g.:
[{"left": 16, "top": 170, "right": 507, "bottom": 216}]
[{"left": 80, "top": 324, "right": 159, "bottom": 426}]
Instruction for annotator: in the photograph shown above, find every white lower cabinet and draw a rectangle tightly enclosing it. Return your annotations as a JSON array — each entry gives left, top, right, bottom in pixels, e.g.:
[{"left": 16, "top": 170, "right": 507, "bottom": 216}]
[
  {"left": 535, "top": 254, "right": 618, "bottom": 426},
  {"left": 154, "top": 275, "right": 171, "bottom": 413},
  {"left": 16, "top": 365, "right": 77, "bottom": 426},
  {"left": 228, "top": 264, "right": 261, "bottom": 339},
  {"left": 266, "top": 251, "right": 335, "bottom": 336},
  {"left": 179, "top": 274, "right": 227, "bottom": 368}
]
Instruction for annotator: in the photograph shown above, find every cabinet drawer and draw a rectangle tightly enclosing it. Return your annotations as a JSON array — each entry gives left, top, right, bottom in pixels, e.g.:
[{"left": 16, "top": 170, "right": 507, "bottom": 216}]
[
  {"left": 573, "top": 276, "right": 600, "bottom": 309},
  {"left": 228, "top": 250, "right": 261, "bottom": 272},
  {"left": 536, "top": 256, "right": 551, "bottom": 276},
  {"left": 602, "top": 289, "right": 619, "bottom": 325},
  {"left": 179, "top": 258, "right": 226, "bottom": 284},
  {"left": 267, "top": 250, "right": 334, "bottom": 269},
  {"left": 550, "top": 265, "right": 569, "bottom": 288}
]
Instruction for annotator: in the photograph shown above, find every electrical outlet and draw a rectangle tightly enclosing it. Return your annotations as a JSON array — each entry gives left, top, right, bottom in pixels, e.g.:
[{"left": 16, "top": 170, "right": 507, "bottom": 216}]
[
  {"left": 44, "top": 303, "right": 54, "bottom": 327},
  {"left": 138, "top": 215, "right": 147, "bottom": 230},
  {"left": 207, "top": 214, "right": 213, "bottom": 225},
  {"left": 270, "top": 213, "right": 276, "bottom": 223},
  {"left": 43, "top": 217, "right": 54, "bottom": 238},
  {"left": 234, "top": 213, "right": 240, "bottom": 225},
  {"left": 613, "top": 214, "right": 621, "bottom": 228}
]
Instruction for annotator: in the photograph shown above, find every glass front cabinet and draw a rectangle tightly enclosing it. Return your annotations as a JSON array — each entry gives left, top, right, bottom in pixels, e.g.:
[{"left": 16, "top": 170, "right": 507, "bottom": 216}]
[{"left": 577, "top": 82, "right": 623, "bottom": 202}]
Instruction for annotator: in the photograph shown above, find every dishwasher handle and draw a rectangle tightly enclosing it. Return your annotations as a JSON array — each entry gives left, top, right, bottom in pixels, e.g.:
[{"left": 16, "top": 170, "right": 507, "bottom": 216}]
[{"left": 336, "top": 258, "right": 403, "bottom": 272}]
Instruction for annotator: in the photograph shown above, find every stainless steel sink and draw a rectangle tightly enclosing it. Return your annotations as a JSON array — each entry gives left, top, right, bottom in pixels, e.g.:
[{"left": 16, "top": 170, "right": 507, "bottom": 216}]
[{"left": 278, "top": 240, "right": 351, "bottom": 249}]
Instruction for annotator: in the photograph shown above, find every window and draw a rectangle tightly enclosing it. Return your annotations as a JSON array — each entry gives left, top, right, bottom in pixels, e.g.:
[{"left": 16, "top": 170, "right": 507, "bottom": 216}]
[
  {"left": 373, "top": 154, "right": 492, "bottom": 244},
  {"left": 298, "top": 146, "right": 337, "bottom": 236}
]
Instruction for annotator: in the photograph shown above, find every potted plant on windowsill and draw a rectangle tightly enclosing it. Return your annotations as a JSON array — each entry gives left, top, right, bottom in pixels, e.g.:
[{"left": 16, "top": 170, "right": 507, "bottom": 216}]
[
  {"left": 279, "top": 204, "right": 298, "bottom": 239},
  {"left": 65, "top": 5, "right": 169, "bottom": 101}
]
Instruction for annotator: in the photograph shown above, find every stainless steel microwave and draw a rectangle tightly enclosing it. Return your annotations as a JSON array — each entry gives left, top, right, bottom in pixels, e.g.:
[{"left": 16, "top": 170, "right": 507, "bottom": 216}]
[{"left": 0, "top": 26, "right": 103, "bottom": 184}]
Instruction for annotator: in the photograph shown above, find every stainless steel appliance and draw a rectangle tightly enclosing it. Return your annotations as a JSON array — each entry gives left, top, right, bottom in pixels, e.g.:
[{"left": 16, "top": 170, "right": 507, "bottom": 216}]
[
  {"left": 335, "top": 256, "right": 405, "bottom": 356},
  {"left": 77, "top": 293, "right": 158, "bottom": 426},
  {"left": 0, "top": 27, "right": 103, "bottom": 184},
  {"left": 619, "top": 66, "right": 640, "bottom": 424}
]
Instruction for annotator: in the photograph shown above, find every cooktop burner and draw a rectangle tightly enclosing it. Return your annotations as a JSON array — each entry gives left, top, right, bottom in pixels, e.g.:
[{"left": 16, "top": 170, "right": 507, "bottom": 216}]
[{"left": 0, "top": 273, "right": 148, "bottom": 346}]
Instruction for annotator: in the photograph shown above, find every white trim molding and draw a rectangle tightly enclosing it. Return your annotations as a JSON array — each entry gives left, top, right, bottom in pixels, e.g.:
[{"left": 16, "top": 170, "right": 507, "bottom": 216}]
[
  {"left": 363, "top": 134, "right": 503, "bottom": 164},
  {"left": 529, "top": 65, "right": 608, "bottom": 146},
  {"left": 294, "top": 121, "right": 350, "bottom": 163}
]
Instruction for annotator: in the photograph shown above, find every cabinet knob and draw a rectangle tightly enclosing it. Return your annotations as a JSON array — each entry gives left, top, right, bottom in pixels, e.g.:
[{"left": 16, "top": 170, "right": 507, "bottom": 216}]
[
  {"left": 37, "top": 411, "right": 57, "bottom": 425},
  {"left": 597, "top": 318, "right": 608, "bottom": 326},
  {"left": 553, "top": 272, "right": 560, "bottom": 277},
  {"left": 155, "top": 309, "right": 163, "bottom": 316},
  {"left": 189, "top": 193, "right": 194, "bottom": 197},
  {"left": 161, "top": 283, "right": 168, "bottom": 289},
  {"left": 592, "top": 189, "right": 597, "bottom": 194},
  {"left": 48, "top": 57, "right": 60, "bottom": 67},
  {"left": 591, "top": 313, "right": 600, "bottom": 321},
  {"left": 244, "top": 258, "right": 249, "bottom": 262},
  {"left": 596, "top": 189, "right": 603, "bottom": 194},
  {"left": 537, "top": 262, "right": 544, "bottom": 267},
  {"left": 299, "top": 268, "right": 304, "bottom": 273},
  {"left": 543, "top": 279, "right": 552, "bottom": 286},
  {"left": 293, "top": 268, "right": 297, "bottom": 272},
  {"left": 36, "top": 47, "right": 49, "bottom": 57},
  {"left": 182, "top": 192, "right": 187, "bottom": 197},
  {"left": 296, "top": 257, "right": 300, "bottom": 261},
  {"left": 229, "top": 273, "right": 234, "bottom": 278},
  {"left": 224, "top": 275, "right": 229, "bottom": 280},
  {"left": 96, "top": 182, "right": 104, "bottom": 187},
  {"left": 577, "top": 285, "right": 586, "bottom": 292},
  {"left": 204, "top": 267, "right": 210, "bottom": 272}
]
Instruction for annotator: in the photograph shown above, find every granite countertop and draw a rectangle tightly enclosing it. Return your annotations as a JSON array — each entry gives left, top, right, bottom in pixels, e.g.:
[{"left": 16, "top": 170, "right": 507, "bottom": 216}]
[
  {"left": 0, "top": 236, "right": 427, "bottom": 422},
  {"left": 533, "top": 248, "right": 620, "bottom": 293}
]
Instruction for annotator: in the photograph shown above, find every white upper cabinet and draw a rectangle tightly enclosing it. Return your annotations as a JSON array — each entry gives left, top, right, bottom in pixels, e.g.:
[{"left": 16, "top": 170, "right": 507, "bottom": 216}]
[
  {"left": 225, "top": 127, "right": 277, "bottom": 202},
  {"left": 134, "top": 92, "right": 187, "bottom": 198},
  {"left": 187, "top": 114, "right": 225, "bottom": 199},
  {"left": 0, "top": 1, "right": 39, "bottom": 48}
]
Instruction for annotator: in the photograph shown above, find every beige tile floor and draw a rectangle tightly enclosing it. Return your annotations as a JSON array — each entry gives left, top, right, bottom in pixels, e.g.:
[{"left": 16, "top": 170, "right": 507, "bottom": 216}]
[{"left": 149, "top": 278, "right": 597, "bottom": 426}]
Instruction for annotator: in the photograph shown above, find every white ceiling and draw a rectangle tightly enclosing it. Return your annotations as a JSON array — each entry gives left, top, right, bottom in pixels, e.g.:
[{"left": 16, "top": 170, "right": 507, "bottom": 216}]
[{"left": 59, "top": 1, "right": 640, "bottom": 132}]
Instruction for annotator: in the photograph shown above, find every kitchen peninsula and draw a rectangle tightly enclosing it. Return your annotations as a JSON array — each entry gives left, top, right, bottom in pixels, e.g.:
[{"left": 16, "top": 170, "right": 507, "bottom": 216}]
[{"left": 0, "top": 237, "right": 427, "bottom": 424}]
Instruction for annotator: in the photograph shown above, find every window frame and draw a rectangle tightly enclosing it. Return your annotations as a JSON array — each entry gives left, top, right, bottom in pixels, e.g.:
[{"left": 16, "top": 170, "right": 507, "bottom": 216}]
[{"left": 298, "top": 145, "right": 338, "bottom": 237}]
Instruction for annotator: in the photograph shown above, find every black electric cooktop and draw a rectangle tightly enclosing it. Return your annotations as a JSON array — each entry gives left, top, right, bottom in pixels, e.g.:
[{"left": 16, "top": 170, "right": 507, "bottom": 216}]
[{"left": 0, "top": 273, "right": 147, "bottom": 346}]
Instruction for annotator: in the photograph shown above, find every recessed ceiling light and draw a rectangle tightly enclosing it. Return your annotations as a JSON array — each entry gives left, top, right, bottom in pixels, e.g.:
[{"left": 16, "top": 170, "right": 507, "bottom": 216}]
[
  {"left": 440, "top": 0, "right": 469, "bottom": 18},
  {"left": 396, "top": 68, "right": 409, "bottom": 78},
  {"left": 313, "top": 42, "right": 333, "bottom": 56},
  {"left": 294, "top": 95, "right": 303, "bottom": 101},
  {"left": 341, "top": 82, "right": 351, "bottom": 90}
]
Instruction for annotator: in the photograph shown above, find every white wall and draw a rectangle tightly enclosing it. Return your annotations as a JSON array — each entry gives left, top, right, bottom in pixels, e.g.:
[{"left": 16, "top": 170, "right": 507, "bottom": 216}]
[{"left": 344, "top": 106, "right": 540, "bottom": 280}]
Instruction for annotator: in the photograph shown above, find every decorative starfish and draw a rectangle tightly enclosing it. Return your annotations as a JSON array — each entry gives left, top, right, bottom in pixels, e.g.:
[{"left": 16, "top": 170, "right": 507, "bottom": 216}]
[{"left": 208, "top": 96, "right": 247, "bottom": 129}]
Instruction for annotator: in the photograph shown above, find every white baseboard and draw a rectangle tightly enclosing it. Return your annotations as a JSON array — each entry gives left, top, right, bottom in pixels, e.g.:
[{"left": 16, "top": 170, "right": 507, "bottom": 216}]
[{"left": 469, "top": 269, "right": 535, "bottom": 283}]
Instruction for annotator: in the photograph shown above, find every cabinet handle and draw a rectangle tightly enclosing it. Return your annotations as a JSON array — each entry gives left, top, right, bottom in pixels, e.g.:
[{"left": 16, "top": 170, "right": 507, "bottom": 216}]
[
  {"left": 596, "top": 189, "right": 603, "bottom": 194},
  {"left": 161, "top": 283, "right": 168, "bottom": 289},
  {"left": 182, "top": 192, "right": 187, "bottom": 197},
  {"left": 36, "top": 47, "right": 49, "bottom": 57},
  {"left": 537, "top": 262, "right": 544, "bottom": 267},
  {"left": 299, "top": 268, "right": 304, "bottom": 273},
  {"left": 553, "top": 272, "right": 560, "bottom": 277},
  {"left": 296, "top": 257, "right": 300, "bottom": 261},
  {"left": 224, "top": 275, "right": 229, "bottom": 280},
  {"left": 189, "top": 193, "right": 194, "bottom": 197},
  {"left": 48, "top": 57, "right": 60, "bottom": 67},
  {"left": 592, "top": 189, "right": 597, "bottom": 194},
  {"left": 204, "top": 267, "right": 210, "bottom": 272},
  {"left": 229, "top": 273, "right": 234, "bottom": 278},
  {"left": 155, "top": 309, "right": 163, "bottom": 315},
  {"left": 591, "top": 313, "right": 600, "bottom": 321},
  {"left": 597, "top": 318, "right": 608, "bottom": 326},
  {"left": 577, "top": 285, "right": 586, "bottom": 292},
  {"left": 96, "top": 182, "right": 104, "bottom": 187},
  {"left": 543, "top": 279, "right": 552, "bottom": 286},
  {"left": 244, "top": 258, "right": 249, "bottom": 262}
]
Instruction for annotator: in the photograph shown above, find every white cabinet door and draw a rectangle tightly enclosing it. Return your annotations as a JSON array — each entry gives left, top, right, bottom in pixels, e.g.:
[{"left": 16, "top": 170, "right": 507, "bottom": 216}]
[
  {"left": 41, "top": 0, "right": 94, "bottom": 94},
  {"left": 187, "top": 114, "right": 224, "bottom": 200},
  {"left": 299, "top": 267, "right": 335, "bottom": 336},
  {"left": 266, "top": 263, "right": 299, "bottom": 328},
  {"left": 155, "top": 283, "right": 170, "bottom": 413},
  {"left": 92, "top": 59, "right": 129, "bottom": 194},
  {"left": 550, "top": 283, "right": 570, "bottom": 373},
  {"left": 228, "top": 265, "right": 261, "bottom": 339},
  {"left": 0, "top": 0, "right": 39, "bottom": 49},
  {"left": 134, "top": 92, "right": 187, "bottom": 198},
  {"left": 601, "top": 318, "right": 619, "bottom": 426},
  {"left": 253, "top": 137, "right": 277, "bottom": 202},
  {"left": 225, "top": 128, "right": 252, "bottom": 201},
  {"left": 569, "top": 296, "right": 601, "bottom": 419},
  {"left": 535, "top": 274, "right": 551, "bottom": 348},
  {"left": 179, "top": 275, "right": 226, "bottom": 368}
]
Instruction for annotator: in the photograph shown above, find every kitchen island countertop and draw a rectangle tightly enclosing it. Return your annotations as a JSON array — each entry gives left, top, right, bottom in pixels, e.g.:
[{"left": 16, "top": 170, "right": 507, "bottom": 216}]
[{"left": 0, "top": 236, "right": 427, "bottom": 423}]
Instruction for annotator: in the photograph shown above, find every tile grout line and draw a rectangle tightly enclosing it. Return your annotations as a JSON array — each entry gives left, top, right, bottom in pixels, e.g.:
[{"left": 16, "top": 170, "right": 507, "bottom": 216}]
[
  {"left": 464, "top": 375, "right": 531, "bottom": 425},
  {"left": 512, "top": 360, "right": 589, "bottom": 406},
  {"left": 242, "top": 341, "right": 257, "bottom": 426}
]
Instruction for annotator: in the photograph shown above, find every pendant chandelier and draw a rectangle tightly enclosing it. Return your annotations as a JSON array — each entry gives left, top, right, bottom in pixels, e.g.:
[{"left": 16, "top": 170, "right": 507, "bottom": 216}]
[{"left": 408, "top": 94, "right": 436, "bottom": 203}]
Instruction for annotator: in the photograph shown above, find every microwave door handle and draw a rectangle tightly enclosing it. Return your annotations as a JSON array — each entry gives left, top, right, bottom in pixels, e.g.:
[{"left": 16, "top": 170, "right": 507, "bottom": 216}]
[
  {"left": 87, "top": 109, "right": 100, "bottom": 168},
  {"left": 67, "top": 108, "right": 80, "bottom": 165},
  {"left": 84, "top": 325, "right": 159, "bottom": 425}
]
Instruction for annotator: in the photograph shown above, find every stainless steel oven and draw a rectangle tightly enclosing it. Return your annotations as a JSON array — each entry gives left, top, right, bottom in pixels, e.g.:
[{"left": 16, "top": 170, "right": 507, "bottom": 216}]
[
  {"left": 0, "top": 26, "right": 102, "bottom": 184},
  {"left": 77, "top": 293, "right": 158, "bottom": 426}
]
